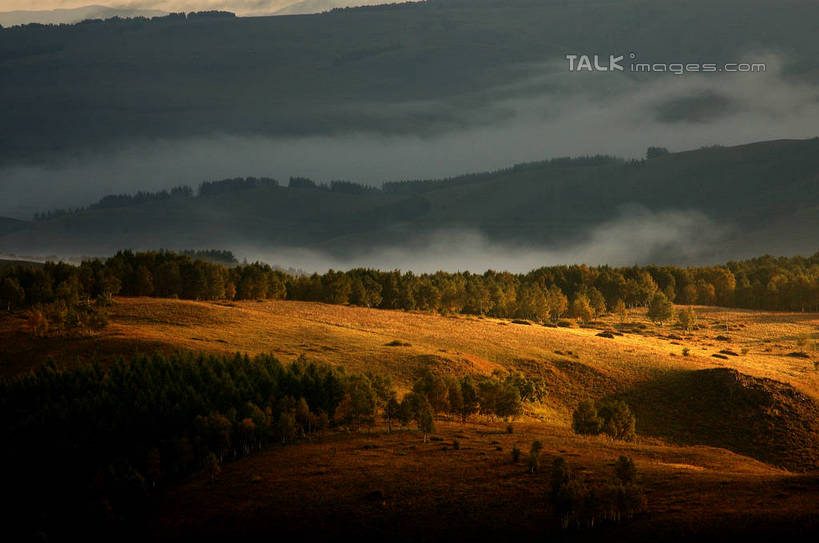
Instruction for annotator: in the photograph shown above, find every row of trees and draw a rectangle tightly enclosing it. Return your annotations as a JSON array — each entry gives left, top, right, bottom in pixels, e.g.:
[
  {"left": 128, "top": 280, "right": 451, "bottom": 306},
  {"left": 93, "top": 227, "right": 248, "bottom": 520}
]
[
  {"left": 333, "top": 369, "right": 542, "bottom": 441},
  {"left": 517, "top": 443, "right": 645, "bottom": 529},
  {"left": 32, "top": 186, "right": 193, "bottom": 221},
  {"left": 2, "top": 251, "right": 818, "bottom": 320}
]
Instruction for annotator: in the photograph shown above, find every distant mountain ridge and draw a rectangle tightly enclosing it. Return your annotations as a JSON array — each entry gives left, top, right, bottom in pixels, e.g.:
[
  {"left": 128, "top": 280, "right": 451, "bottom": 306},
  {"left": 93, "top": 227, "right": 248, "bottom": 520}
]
[
  {"left": 1, "top": 138, "right": 817, "bottom": 265},
  {"left": 2, "top": 0, "right": 819, "bottom": 165},
  {"left": 0, "top": 5, "right": 167, "bottom": 27},
  {"left": 275, "top": 1, "right": 415, "bottom": 16}
]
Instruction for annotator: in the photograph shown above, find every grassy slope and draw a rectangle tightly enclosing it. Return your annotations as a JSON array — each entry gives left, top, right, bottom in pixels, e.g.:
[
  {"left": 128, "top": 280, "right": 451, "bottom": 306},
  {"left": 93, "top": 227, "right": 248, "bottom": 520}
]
[
  {"left": 3, "top": 297, "right": 817, "bottom": 399},
  {"left": 3, "top": 297, "right": 817, "bottom": 538},
  {"left": 2, "top": 297, "right": 817, "bottom": 444}
]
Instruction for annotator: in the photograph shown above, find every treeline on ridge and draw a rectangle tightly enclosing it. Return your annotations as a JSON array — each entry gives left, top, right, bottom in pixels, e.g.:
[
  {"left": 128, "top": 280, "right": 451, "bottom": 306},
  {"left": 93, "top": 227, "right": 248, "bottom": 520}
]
[
  {"left": 2, "top": 251, "right": 818, "bottom": 324},
  {"left": 31, "top": 155, "right": 622, "bottom": 221},
  {"left": 30, "top": 176, "right": 385, "bottom": 221}
]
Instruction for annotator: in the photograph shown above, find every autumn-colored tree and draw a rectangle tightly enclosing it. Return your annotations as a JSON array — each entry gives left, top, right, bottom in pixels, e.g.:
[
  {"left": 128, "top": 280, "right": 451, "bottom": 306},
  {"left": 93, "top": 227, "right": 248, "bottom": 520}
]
[
  {"left": 613, "top": 298, "right": 627, "bottom": 323},
  {"left": 571, "top": 294, "right": 594, "bottom": 323},
  {"left": 677, "top": 306, "right": 697, "bottom": 332},
  {"left": 647, "top": 292, "right": 674, "bottom": 325}
]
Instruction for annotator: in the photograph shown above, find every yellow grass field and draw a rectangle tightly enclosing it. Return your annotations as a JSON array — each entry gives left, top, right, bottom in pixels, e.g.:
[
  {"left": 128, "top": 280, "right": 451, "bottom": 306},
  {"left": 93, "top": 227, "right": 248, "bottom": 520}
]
[
  {"left": 2, "top": 298, "right": 818, "bottom": 539},
  {"left": 3, "top": 297, "right": 816, "bottom": 413}
]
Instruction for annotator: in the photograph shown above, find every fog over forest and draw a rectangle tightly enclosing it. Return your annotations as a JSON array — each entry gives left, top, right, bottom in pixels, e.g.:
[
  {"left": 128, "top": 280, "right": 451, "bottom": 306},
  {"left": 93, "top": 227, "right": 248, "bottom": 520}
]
[
  {"left": 2, "top": 56, "right": 817, "bottom": 219},
  {"left": 1, "top": 1, "right": 818, "bottom": 270}
]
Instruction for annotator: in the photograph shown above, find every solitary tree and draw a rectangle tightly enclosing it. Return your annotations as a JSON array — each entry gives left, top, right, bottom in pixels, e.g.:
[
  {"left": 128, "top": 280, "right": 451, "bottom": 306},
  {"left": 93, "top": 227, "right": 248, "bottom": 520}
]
[
  {"left": 571, "top": 294, "right": 594, "bottom": 323},
  {"left": 572, "top": 400, "right": 602, "bottom": 435},
  {"left": 527, "top": 440, "right": 544, "bottom": 473},
  {"left": 613, "top": 298, "right": 627, "bottom": 323},
  {"left": 647, "top": 292, "right": 674, "bottom": 325},
  {"left": 368, "top": 372, "right": 397, "bottom": 432},
  {"left": 417, "top": 398, "right": 435, "bottom": 442},
  {"left": 597, "top": 400, "right": 636, "bottom": 441},
  {"left": 614, "top": 455, "right": 637, "bottom": 484},
  {"left": 676, "top": 306, "right": 697, "bottom": 332}
]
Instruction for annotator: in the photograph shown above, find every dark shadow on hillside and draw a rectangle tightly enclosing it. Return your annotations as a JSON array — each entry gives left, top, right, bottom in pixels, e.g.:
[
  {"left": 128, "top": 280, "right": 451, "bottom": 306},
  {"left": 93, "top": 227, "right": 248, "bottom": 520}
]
[{"left": 616, "top": 368, "right": 819, "bottom": 472}]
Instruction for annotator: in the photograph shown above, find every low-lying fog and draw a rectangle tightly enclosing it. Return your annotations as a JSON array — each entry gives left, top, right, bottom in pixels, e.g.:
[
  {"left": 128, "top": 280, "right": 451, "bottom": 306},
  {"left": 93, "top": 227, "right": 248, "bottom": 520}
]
[
  {"left": 1, "top": 55, "right": 816, "bottom": 219},
  {"left": 3, "top": 55, "right": 818, "bottom": 221},
  {"left": 230, "top": 208, "right": 727, "bottom": 273}
]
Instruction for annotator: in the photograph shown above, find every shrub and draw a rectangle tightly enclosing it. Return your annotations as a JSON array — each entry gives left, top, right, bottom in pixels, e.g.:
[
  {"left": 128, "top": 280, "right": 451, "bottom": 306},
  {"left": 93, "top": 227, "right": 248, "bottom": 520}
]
[
  {"left": 571, "top": 400, "right": 602, "bottom": 435},
  {"left": 613, "top": 455, "right": 637, "bottom": 484},
  {"left": 597, "top": 400, "right": 636, "bottom": 441},
  {"left": 511, "top": 445, "right": 521, "bottom": 463},
  {"left": 527, "top": 440, "right": 543, "bottom": 473},
  {"left": 572, "top": 399, "right": 636, "bottom": 441}
]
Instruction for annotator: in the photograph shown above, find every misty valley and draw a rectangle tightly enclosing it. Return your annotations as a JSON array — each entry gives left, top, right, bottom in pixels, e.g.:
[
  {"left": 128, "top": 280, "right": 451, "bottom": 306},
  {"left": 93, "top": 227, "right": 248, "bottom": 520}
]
[{"left": 1, "top": 1, "right": 818, "bottom": 542}]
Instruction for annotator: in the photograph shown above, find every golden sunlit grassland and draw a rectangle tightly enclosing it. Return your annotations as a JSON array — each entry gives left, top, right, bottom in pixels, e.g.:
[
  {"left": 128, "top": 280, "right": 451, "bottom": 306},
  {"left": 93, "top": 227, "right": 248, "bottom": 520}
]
[
  {"left": 2, "top": 298, "right": 817, "bottom": 539},
  {"left": 3, "top": 297, "right": 816, "bottom": 409}
]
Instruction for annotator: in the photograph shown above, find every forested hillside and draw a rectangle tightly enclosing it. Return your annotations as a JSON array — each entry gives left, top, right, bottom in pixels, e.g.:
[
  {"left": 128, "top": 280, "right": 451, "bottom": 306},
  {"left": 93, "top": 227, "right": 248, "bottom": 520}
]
[
  {"left": 2, "top": 0, "right": 818, "bottom": 163},
  {"left": 1, "top": 138, "right": 818, "bottom": 260}
]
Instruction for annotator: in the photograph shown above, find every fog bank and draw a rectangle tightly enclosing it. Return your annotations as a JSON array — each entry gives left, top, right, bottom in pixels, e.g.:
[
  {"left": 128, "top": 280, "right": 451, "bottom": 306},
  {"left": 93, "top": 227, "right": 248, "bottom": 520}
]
[
  {"left": 232, "top": 208, "right": 726, "bottom": 273},
  {"left": 2, "top": 55, "right": 816, "bottom": 219}
]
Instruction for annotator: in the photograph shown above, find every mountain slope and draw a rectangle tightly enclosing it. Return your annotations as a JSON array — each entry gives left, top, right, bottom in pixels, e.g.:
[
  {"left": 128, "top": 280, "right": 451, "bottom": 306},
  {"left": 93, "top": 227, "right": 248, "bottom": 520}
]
[
  {"left": 0, "top": 216, "right": 28, "bottom": 237},
  {"left": 2, "top": 0, "right": 819, "bottom": 163},
  {"left": 1, "top": 138, "right": 818, "bottom": 263}
]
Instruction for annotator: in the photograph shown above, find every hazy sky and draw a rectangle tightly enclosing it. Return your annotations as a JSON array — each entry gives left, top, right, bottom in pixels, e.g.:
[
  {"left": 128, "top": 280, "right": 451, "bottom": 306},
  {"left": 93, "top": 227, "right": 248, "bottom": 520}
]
[{"left": 0, "top": 1, "right": 393, "bottom": 15}]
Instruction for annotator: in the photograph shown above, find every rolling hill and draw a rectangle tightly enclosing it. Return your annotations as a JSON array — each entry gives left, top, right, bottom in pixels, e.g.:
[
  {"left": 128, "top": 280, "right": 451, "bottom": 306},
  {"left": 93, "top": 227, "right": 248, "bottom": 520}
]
[
  {"left": 0, "top": 298, "right": 819, "bottom": 541},
  {"left": 3, "top": 296, "right": 817, "bottom": 470},
  {"left": 3, "top": 296, "right": 817, "bottom": 540},
  {"left": 2, "top": 0, "right": 819, "bottom": 164},
  {"left": 1, "top": 138, "right": 818, "bottom": 263}
]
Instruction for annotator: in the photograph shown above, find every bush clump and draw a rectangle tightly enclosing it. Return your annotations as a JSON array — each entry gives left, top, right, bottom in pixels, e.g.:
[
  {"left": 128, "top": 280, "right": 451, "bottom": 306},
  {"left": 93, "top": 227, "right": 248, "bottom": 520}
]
[
  {"left": 511, "top": 445, "right": 521, "bottom": 463},
  {"left": 526, "top": 441, "right": 543, "bottom": 473},
  {"left": 571, "top": 399, "right": 636, "bottom": 441},
  {"left": 549, "top": 455, "right": 645, "bottom": 530}
]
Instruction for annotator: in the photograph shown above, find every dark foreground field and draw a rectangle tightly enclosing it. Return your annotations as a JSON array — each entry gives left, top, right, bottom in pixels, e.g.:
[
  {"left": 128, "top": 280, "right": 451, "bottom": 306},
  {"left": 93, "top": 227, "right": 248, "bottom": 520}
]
[{"left": 154, "top": 420, "right": 819, "bottom": 542}]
